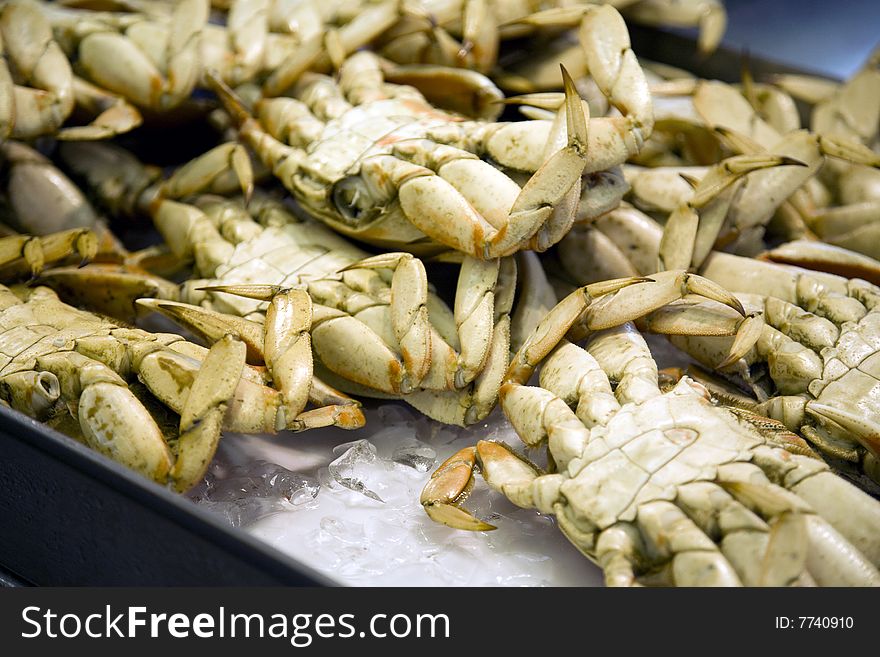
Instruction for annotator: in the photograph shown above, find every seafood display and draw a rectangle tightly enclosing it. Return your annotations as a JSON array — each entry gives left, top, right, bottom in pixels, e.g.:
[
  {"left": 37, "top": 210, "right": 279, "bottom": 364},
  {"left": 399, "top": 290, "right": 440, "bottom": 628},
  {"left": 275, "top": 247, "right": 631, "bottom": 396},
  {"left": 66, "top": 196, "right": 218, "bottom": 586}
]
[{"left": 0, "top": 0, "right": 878, "bottom": 586}]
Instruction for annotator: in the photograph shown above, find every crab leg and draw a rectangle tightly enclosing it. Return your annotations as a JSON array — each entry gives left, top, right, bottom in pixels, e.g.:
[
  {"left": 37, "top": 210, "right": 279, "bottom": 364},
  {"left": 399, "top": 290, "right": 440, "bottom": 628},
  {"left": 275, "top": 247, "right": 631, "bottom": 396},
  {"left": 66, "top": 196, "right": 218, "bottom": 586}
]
[
  {"left": 633, "top": 500, "right": 744, "bottom": 586},
  {"left": 72, "top": 0, "right": 208, "bottom": 111},
  {"left": 507, "top": 4, "right": 654, "bottom": 159},
  {"left": 56, "top": 76, "right": 143, "bottom": 141},
  {"left": 171, "top": 334, "right": 245, "bottom": 491},
  {"left": 36, "top": 263, "right": 179, "bottom": 324},
  {"left": 658, "top": 153, "right": 808, "bottom": 272},
  {"left": 262, "top": 0, "right": 400, "bottom": 96},
  {"left": 404, "top": 297, "right": 511, "bottom": 426},
  {"left": 136, "top": 294, "right": 364, "bottom": 431},
  {"left": 420, "top": 445, "right": 496, "bottom": 531},
  {"left": 211, "top": 0, "right": 270, "bottom": 87},
  {"left": 508, "top": 270, "right": 751, "bottom": 388},
  {"left": 0, "top": 228, "right": 97, "bottom": 280},
  {"left": 0, "top": 235, "right": 43, "bottom": 278},
  {"left": 510, "top": 250, "right": 559, "bottom": 351},
  {"left": 0, "top": 0, "right": 75, "bottom": 139},
  {"left": 622, "top": 0, "right": 727, "bottom": 55},
  {"left": 380, "top": 60, "right": 506, "bottom": 120},
  {"left": 715, "top": 463, "right": 880, "bottom": 586},
  {"left": 159, "top": 142, "right": 254, "bottom": 201}
]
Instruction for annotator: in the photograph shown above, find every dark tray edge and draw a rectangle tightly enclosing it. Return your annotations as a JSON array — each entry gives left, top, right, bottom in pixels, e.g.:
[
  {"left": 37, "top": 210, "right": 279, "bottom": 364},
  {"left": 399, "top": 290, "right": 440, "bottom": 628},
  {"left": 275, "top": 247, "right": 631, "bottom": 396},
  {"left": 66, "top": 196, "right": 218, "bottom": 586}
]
[{"left": 0, "top": 404, "right": 335, "bottom": 586}]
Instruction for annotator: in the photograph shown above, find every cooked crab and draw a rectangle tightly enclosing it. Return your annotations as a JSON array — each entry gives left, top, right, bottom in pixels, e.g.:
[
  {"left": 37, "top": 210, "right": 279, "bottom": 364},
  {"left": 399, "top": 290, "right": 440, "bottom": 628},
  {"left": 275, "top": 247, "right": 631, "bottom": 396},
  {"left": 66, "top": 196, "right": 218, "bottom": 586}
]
[
  {"left": 555, "top": 188, "right": 880, "bottom": 483},
  {"left": 208, "top": 13, "right": 651, "bottom": 259},
  {"left": 0, "top": 284, "right": 248, "bottom": 491},
  {"left": 423, "top": 317, "right": 880, "bottom": 586},
  {"left": 0, "top": 0, "right": 141, "bottom": 139}
]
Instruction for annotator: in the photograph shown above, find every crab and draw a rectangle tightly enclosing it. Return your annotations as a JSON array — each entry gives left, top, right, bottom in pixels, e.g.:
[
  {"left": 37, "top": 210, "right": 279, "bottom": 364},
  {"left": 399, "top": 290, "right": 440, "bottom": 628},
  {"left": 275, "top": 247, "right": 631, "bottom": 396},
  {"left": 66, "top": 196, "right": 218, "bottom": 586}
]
[
  {"left": 43, "top": 0, "right": 208, "bottom": 113},
  {"left": 664, "top": 253, "right": 880, "bottom": 486},
  {"left": 2, "top": 278, "right": 366, "bottom": 488},
  {"left": 788, "top": 52, "right": 880, "bottom": 258},
  {"left": 207, "top": 6, "right": 653, "bottom": 259},
  {"left": 375, "top": 0, "right": 726, "bottom": 83},
  {"left": 669, "top": 75, "right": 880, "bottom": 265},
  {"left": 0, "top": 284, "right": 252, "bottom": 491},
  {"left": 121, "top": 193, "right": 523, "bottom": 425},
  {"left": 51, "top": 138, "right": 520, "bottom": 425},
  {"left": 554, "top": 177, "right": 880, "bottom": 483},
  {"left": 618, "top": 58, "right": 880, "bottom": 261},
  {"left": 0, "top": 0, "right": 141, "bottom": 140},
  {"left": 422, "top": 315, "right": 880, "bottom": 586},
  {"left": 609, "top": 147, "right": 880, "bottom": 284}
]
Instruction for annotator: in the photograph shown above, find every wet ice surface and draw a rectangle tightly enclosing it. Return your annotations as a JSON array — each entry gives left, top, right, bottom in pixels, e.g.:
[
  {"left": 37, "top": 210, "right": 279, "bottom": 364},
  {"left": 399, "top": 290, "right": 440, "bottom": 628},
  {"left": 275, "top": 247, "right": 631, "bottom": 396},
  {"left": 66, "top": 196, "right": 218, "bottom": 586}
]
[{"left": 186, "top": 334, "right": 693, "bottom": 586}]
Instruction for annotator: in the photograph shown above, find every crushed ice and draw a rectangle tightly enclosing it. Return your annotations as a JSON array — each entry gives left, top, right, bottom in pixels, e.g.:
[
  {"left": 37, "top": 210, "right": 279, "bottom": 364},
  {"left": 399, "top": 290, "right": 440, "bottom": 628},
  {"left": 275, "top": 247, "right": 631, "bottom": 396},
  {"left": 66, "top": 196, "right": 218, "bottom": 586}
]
[
  {"left": 191, "top": 403, "right": 604, "bottom": 586},
  {"left": 190, "top": 460, "right": 319, "bottom": 527}
]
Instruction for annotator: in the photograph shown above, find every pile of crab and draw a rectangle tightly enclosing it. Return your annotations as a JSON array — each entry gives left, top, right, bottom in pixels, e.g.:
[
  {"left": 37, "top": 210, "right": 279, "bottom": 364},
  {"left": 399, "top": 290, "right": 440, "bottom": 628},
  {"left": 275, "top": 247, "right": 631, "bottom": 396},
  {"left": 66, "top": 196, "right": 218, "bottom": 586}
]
[{"left": 1, "top": 0, "right": 879, "bottom": 586}]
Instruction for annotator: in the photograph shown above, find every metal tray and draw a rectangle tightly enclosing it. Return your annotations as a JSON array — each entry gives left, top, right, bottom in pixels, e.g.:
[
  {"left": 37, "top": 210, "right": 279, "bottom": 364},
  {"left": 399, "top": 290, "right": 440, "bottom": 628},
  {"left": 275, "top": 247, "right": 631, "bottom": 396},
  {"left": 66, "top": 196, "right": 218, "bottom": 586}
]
[{"left": 0, "top": 25, "right": 856, "bottom": 586}]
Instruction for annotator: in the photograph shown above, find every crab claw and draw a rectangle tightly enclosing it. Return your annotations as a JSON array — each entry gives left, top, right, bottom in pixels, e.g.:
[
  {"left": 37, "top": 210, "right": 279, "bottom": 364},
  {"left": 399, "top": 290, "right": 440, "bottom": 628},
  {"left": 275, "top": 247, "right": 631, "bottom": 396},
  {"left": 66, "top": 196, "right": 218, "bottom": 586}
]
[
  {"left": 422, "top": 441, "right": 547, "bottom": 531},
  {"left": 421, "top": 446, "right": 496, "bottom": 531},
  {"left": 159, "top": 142, "right": 254, "bottom": 202},
  {"left": 806, "top": 402, "right": 880, "bottom": 460},
  {"left": 761, "top": 240, "right": 880, "bottom": 286},
  {"left": 136, "top": 298, "right": 265, "bottom": 363},
  {"left": 172, "top": 335, "right": 246, "bottom": 492},
  {"left": 583, "top": 271, "right": 745, "bottom": 332},
  {"left": 638, "top": 303, "right": 764, "bottom": 369},
  {"left": 197, "top": 284, "right": 287, "bottom": 301},
  {"left": 687, "top": 155, "right": 807, "bottom": 208},
  {"left": 506, "top": 276, "right": 650, "bottom": 385},
  {"left": 419, "top": 447, "right": 495, "bottom": 532},
  {"left": 715, "top": 312, "right": 765, "bottom": 368},
  {"left": 659, "top": 155, "right": 807, "bottom": 272}
]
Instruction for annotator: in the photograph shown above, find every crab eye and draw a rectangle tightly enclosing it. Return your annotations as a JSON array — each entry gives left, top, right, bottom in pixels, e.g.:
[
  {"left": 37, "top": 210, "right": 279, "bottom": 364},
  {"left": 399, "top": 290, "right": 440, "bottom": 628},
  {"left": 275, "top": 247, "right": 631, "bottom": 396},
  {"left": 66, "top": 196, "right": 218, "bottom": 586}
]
[{"left": 332, "top": 176, "right": 372, "bottom": 224}]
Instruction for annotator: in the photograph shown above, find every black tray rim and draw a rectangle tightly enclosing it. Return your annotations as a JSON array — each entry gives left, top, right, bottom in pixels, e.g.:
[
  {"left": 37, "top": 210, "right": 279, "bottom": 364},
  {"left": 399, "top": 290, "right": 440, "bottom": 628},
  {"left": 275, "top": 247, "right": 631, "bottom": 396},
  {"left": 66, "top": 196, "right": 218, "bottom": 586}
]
[{"left": 0, "top": 403, "right": 336, "bottom": 587}]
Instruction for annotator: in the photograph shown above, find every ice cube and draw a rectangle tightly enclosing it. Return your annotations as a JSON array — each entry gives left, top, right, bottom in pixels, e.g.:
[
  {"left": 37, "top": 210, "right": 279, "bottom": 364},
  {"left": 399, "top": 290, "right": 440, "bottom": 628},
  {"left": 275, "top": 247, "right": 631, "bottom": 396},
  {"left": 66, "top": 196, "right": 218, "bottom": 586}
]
[
  {"left": 391, "top": 438, "right": 436, "bottom": 472},
  {"left": 192, "top": 459, "right": 319, "bottom": 527},
  {"left": 328, "top": 439, "right": 385, "bottom": 503}
]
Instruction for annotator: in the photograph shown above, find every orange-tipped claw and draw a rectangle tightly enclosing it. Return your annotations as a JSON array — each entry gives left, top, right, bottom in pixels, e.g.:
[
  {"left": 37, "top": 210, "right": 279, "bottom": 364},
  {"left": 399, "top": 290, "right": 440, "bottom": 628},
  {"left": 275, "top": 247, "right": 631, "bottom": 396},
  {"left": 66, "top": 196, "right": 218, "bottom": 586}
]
[{"left": 421, "top": 446, "right": 496, "bottom": 531}]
